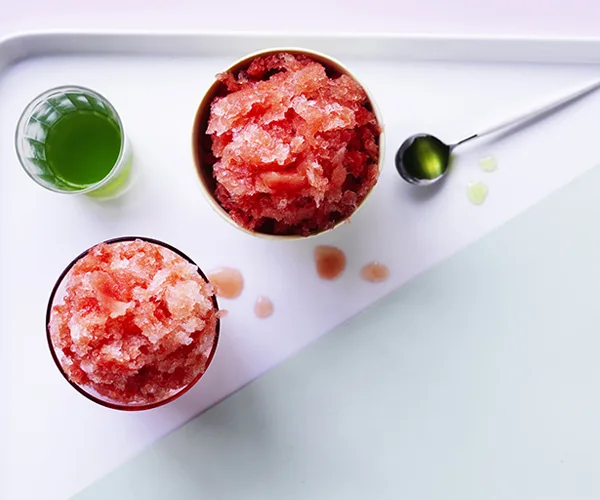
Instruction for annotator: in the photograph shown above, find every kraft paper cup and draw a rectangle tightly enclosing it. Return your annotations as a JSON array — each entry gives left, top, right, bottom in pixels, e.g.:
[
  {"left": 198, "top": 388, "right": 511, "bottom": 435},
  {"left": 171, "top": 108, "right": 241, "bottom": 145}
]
[{"left": 192, "top": 47, "right": 385, "bottom": 240}]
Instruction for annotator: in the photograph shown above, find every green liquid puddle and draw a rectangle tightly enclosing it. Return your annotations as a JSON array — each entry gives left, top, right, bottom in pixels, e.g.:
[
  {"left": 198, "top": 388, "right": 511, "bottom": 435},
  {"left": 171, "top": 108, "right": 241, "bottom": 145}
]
[
  {"left": 479, "top": 156, "right": 498, "bottom": 172},
  {"left": 467, "top": 181, "right": 489, "bottom": 205}
]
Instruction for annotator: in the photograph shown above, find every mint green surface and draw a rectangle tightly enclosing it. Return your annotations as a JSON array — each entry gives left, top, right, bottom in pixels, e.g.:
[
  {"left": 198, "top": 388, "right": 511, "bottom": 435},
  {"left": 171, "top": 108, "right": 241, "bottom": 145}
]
[{"left": 75, "top": 166, "right": 600, "bottom": 499}]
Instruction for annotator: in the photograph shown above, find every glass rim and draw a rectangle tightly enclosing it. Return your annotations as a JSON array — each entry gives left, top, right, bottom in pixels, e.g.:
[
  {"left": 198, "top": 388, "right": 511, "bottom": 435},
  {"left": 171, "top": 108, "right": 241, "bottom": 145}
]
[
  {"left": 45, "top": 236, "right": 221, "bottom": 412},
  {"left": 15, "top": 84, "right": 128, "bottom": 195}
]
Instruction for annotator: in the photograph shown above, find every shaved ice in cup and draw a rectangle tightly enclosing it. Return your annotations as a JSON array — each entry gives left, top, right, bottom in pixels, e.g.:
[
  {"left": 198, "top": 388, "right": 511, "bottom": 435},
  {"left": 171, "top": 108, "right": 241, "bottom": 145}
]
[
  {"left": 47, "top": 237, "right": 220, "bottom": 411},
  {"left": 193, "top": 49, "right": 384, "bottom": 239}
]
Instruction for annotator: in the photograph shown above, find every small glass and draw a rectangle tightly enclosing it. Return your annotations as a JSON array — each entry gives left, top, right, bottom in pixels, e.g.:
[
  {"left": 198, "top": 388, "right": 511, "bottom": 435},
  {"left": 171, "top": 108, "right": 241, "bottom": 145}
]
[
  {"left": 46, "top": 236, "right": 221, "bottom": 411},
  {"left": 15, "top": 85, "right": 133, "bottom": 200}
]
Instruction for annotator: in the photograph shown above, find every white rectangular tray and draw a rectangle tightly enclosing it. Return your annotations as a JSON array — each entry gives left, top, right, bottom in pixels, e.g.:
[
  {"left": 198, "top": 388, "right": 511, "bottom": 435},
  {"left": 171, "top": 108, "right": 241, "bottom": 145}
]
[{"left": 2, "top": 32, "right": 600, "bottom": 500}]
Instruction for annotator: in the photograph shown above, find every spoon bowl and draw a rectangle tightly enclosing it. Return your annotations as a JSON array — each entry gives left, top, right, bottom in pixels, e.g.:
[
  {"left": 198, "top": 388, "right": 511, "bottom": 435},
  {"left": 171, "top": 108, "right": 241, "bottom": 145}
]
[{"left": 395, "top": 133, "right": 451, "bottom": 185}]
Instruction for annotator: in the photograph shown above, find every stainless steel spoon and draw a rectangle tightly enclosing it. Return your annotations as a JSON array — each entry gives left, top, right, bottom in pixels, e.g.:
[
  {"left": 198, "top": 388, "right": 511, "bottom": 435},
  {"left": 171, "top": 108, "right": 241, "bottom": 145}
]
[{"left": 395, "top": 79, "right": 600, "bottom": 185}]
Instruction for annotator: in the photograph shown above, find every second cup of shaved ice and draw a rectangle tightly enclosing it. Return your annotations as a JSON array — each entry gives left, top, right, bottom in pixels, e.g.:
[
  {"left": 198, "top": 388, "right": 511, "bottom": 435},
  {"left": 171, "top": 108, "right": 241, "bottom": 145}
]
[
  {"left": 193, "top": 48, "right": 384, "bottom": 239},
  {"left": 47, "top": 237, "right": 220, "bottom": 411}
]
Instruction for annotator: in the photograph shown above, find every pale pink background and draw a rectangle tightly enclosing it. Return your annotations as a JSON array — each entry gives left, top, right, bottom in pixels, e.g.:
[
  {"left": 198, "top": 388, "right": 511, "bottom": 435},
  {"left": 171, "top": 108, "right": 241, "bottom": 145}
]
[{"left": 1, "top": 0, "right": 600, "bottom": 37}]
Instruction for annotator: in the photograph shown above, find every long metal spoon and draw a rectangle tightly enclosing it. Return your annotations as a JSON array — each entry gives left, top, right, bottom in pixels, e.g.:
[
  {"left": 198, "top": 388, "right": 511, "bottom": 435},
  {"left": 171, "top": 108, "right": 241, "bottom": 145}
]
[{"left": 395, "top": 79, "right": 600, "bottom": 185}]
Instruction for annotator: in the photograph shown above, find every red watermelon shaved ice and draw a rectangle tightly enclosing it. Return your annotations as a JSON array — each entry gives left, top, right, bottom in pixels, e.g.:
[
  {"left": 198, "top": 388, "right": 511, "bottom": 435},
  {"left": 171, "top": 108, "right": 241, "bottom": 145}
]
[
  {"left": 48, "top": 239, "right": 218, "bottom": 406},
  {"left": 205, "top": 52, "right": 381, "bottom": 236}
]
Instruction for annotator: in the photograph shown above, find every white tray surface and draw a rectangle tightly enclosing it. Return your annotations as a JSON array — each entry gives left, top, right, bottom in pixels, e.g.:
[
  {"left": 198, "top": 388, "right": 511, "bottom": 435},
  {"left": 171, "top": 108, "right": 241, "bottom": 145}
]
[{"left": 1, "top": 33, "right": 600, "bottom": 500}]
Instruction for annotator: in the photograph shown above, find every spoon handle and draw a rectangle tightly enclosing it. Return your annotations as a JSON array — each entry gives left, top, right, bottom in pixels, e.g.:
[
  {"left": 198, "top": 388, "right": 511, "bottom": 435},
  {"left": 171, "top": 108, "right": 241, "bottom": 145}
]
[{"left": 456, "top": 79, "right": 600, "bottom": 147}]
